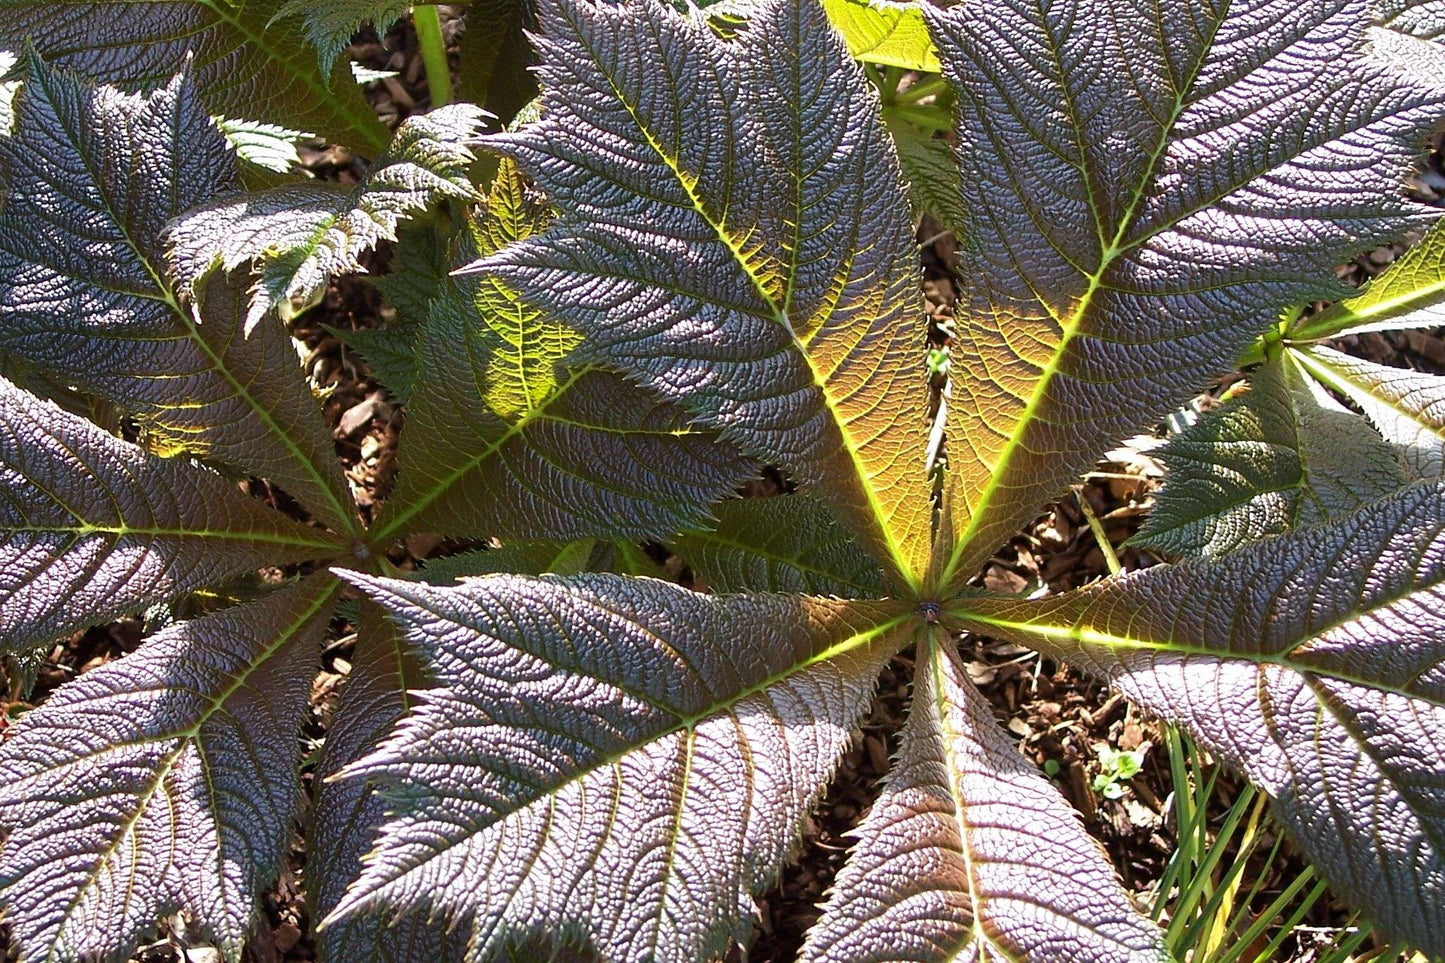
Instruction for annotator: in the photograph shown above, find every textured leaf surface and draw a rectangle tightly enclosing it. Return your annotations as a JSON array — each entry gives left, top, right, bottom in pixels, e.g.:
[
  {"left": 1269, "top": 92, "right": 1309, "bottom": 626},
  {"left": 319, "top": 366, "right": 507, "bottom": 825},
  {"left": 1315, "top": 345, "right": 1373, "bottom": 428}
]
[
  {"left": 891, "top": 124, "right": 967, "bottom": 242},
  {"left": 1134, "top": 356, "right": 1407, "bottom": 558},
  {"left": 0, "top": 378, "right": 342, "bottom": 654},
  {"left": 375, "top": 160, "right": 754, "bottom": 545},
  {"left": 276, "top": 0, "right": 409, "bottom": 75},
  {"left": 0, "top": 577, "right": 336, "bottom": 963},
  {"left": 674, "top": 495, "right": 885, "bottom": 596},
  {"left": 0, "top": 60, "right": 355, "bottom": 530},
  {"left": 472, "top": 0, "right": 933, "bottom": 588},
  {"left": 1292, "top": 220, "right": 1445, "bottom": 340},
  {"left": 930, "top": 0, "right": 1445, "bottom": 588},
  {"left": 456, "top": 0, "right": 538, "bottom": 124},
  {"left": 0, "top": 0, "right": 387, "bottom": 151},
  {"left": 821, "top": 0, "right": 938, "bottom": 71},
  {"left": 420, "top": 541, "right": 596, "bottom": 582},
  {"left": 328, "top": 572, "right": 913, "bottom": 963},
  {"left": 1294, "top": 346, "right": 1445, "bottom": 477},
  {"left": 801, "top": 632, "right": 1168, "bottom": 963},
  {"left": 950, "top": 481, "right": 1445, "bottom": 955},
  {"left": 309, "top": 601, "right": 466, "bottom": 963},
  {"left": 170, "top": 104, "right": 486, "bottom": 332}
]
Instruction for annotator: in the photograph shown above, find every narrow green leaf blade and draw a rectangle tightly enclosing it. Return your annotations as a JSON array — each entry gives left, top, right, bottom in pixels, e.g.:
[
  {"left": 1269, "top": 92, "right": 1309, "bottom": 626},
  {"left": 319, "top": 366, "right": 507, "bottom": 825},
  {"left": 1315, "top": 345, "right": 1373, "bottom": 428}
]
[
  {"left": 950, "top": 481, "right": 1445, "bottom": 956},
  {"left": 0, "top": 577, "right": 337, "bottom": 963},
  {"left": 0, "top": 59, "right": 356, "bottom": 531},
  {"left": 1294, "top": 345, "right": 1445, "bottom": 478},
  {"left": 1133, "top": 355, "right": 1408, "bottom": 558},
  {"left": 674, "top": 495, "right": 885, "bottom": 596},
  {"left": 274, "top": 0, "right": 409, "bottom": 76},
  {"left": 472, "top": 0, "right": 934, "bottom": 588},
  {"left": 169, "top": 104, "right": 486, "bottom": 332},
  {"left": 890, "top": 124, "right": 966, "bottom": 241},
  {"left": 309, "top": 600, "right": 467, "bottom": 963},
  {"left": 801, "top": 632, "right": 1169, "bottom": 963},
  {"left": 0, "top": 0, "right": 388, "bottom": 152},
  {"left": 929, "top": 0, "right": 1445, "bottom": 588},
  {"left": 327, "top": 571, "right": 914, "bottom": 963},
  {"left": 375, "top": 159, "right": 755, "bottom": 545},
  {"left": 1291, "top": 219, "right": 1445, "bottom": 341},
  {"left": 0, "top": 378, "right": 343, "bottom": 654}
]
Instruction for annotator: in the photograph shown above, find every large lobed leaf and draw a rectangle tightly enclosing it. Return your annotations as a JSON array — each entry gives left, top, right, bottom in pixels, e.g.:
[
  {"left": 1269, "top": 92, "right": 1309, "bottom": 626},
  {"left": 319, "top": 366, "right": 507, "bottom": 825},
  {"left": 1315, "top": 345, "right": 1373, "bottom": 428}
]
[
  {"left": 930, "top": 0, "right": 1445, "bottom": 588},
  {"left": 468, "top": 0, "right": 934, "bottom": 589},
  {"left": 0, "top": 57, "right": 356, "bottom": 532},
  {"left": 950, "top": 480, "right": 1445, "bottom": 956},
  {"left": 326, "top": 571, "right": 914, "bottom": 963},
  {"left": 169, "top": 104, "right": 487, "bottom": 332},
  {"left": 0, "top": 377, "right": 343, "bottom": 655},
  {"left": 0, "top": 0, "right": 387, "bottom": 152},
  {"left": 802, "top": 632, "right": 1168, "bottom": 963},
  {"left": 373, "top": 159, "right": 755, "bottom": 546},
  {"left": 0, "top": 577, "right": 338, "bottom": 963}
]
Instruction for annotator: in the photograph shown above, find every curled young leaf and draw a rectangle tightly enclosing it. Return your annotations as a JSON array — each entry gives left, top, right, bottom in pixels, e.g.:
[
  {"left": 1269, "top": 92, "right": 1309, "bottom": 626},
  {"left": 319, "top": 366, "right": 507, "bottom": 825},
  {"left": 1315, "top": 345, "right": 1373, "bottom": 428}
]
[
  {"left": 328, "top": 571, "right": 914, "bottom": 963},
  {"left": 169, "top": 104, "right": 487, "bottom": 332}
]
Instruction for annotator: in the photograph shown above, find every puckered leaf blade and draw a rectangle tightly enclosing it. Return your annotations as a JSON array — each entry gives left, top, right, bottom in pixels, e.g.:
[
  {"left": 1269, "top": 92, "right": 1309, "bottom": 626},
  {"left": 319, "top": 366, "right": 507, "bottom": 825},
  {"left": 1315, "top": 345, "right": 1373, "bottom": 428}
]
[
  {"left": 930, "top": 0, "right": 1445, "bottom": 589},
  {"left": 0, "top": 576, "right": 337, "bottom": 963},
  {"left": 820, "top": 0, "right": 939, "bottom": 72},
  {"left": 1293, "top": 345, "right": 1445, "bottom": 478},
  {"left": 169, "top": 104, "right": 486, "bottom": 332},
  {"left": 0, "top": 0, "right": 388, "bottom": 152},
  {"left": 471, "top": 0, "right": 933, "bottom": 588},
  {"left": 375, "top": 159, "right": 755, "bottom": 545},
  {"left": 949, "top": 481, "right": 1445, "bottom": 955},
  {"left": 274, "top": 0, "right": 409, "bottom": 75},
  {"left": 326, "top": 571, "right": 914, "bottom": 963},
  {"left": 309, "top": 600, "right": 467, "bottom": 963},
  {"left": 674, "top": 495, "right": 885, "bottom": 596},
  {"left": 0, "top": 59, "right": 356, "bottom": 531},
  {"left": 1133, "top": 354, "right": 1408, "bottom": 558},
  {"left": 801, "top": 631, "right": 1168, "bottom": 963},
  {"left": 0, "top": 378, "right": 343, "bottom": 654}
]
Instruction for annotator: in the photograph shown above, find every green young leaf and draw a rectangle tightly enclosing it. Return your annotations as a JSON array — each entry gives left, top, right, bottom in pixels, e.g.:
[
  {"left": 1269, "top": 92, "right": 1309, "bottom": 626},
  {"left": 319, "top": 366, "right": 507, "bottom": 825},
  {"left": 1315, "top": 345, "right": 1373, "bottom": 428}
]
[
  {"left": 275, "top": 0, "right": 409, "bottom": 76},
  {"left": 213, "top": 116, "right": 312, "bottom": 175},
  {"left": 1133, "top": 355, "right": 1408, "bottom": 558},
  {"left": 0, "top": 49, "right": 16, "bottom": 136},
  {"left": 308, "top": 600, "right": 467, "bottom": 963},
  {"left": 470, "top": 0, "right": 934, "bottom": 589},
  {"left": 0, "top": 58, "right": 356, "bottom": 532},
  {"left": 419, "top": 540, "right": 597, "bottom": 582},
  {"left": 327, "top": 571, "right": 914, "bottom": 963},
  {"left": 1291, "top": 220, "right": 1445, "bottom": 341},
  {"left": 0, "top": 0, "right": 387, "bottom": 152},
  {"left": 801, "top": 632, "right": 1169, "bottom": 963},
  {"left": 0, "top": 377, "right": 343, "bottom": 655},
  {"left": 949, "top": 480, "right": 1445, "bottom": 956},
  {"left": 1293, "top": 345, "right": 1445, "bottom": 478},
  {"left": 674, "top": 495, "right": 885, "bottom": 596},
  {"left": 821, "top": 0, "right": 938, "bottom": 72},
  {"left": 929, "top": 0, "right": 1445, "bottom": 590},
  {"left": 169, "top": 104, "right": 486, "bottom": 332},
  {"left": 889, "top": 123, "right": 967, "bottom": 241},
  {"left": 456, "top": 0, "right": 539, "bottom": 125},
  {"left": 0, "top": 576, "right": 337, "bottom": 963},
  {"left": 374, "top": 159, "right": 755, "bottom": 545}
]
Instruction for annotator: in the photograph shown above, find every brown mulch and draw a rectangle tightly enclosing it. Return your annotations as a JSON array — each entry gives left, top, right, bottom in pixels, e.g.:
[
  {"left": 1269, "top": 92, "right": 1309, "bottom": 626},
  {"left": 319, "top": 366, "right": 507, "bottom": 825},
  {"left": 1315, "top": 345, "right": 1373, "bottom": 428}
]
[{"left": 2, "top": 16, "right": 1442, "bottom": 963}]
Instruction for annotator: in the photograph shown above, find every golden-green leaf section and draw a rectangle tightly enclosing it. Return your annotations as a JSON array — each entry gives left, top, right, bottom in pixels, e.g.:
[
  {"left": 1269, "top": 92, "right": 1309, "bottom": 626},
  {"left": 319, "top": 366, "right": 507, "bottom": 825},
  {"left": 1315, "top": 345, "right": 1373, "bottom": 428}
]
[
  {"left": 929, "top": 0, "right": 1445, "bottom": 591},
  {"left": 373, "top": 157, "right": 755, "bottom": 546},
  {"left": 821, "top": 0, "right": 939, "bottom": 72},
  {"left": 471, "top": 0, "right": 933, "bottom": 590},
  {"left": 1290, "top": 219, "right": 1445, "bottom": 341}
]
